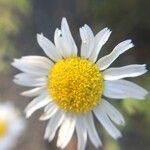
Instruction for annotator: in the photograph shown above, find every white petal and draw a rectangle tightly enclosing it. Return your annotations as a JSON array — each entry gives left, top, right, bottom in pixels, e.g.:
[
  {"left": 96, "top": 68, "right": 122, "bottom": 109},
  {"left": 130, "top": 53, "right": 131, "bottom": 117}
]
[
  {"left": 57, "top": 115, "right": 76, "bottom": 149},
  {"left": 101, "top": 100, "right": 125, "bottom": 125},
  {"left": 37, "top": 34, "right": 61, "bottom": 61},
  {"left": 80, "top": 24, "right": 95, "bottom": 58},
  {"left": 13, "top": 79, "right": 46, "bottom": 87},
  {"left": 10, "top": 118, "right": 25, "bottom": 137},
  {"left": 89, "top": 28, "right": 111, "bottom": 62},
  {"left": 39, "top": 102, "right": 58, "bottom": 120},
  {"left": 84, "top": 112, "right": 102, "bottom": 148},
  {"left": 20, "top": 55, "right": 53, "bottom": 69},
  {"left": 76, "top": 116, "right": 87, "bottom": 150},
  {"left": 12, "top": 58, "right": 50, "bottom": 76},
  {"left": 44, "top": 111, "right": 65, "bottom": 142},
  {"left": 15, "top": 72, "right": 45, "bottom": 79},
  {"left": 103, "top": 64, "right": 147, "bottom": 80},
  {"left": 14, "top": 73, "right": 47, "bottom": 87},
  {"left": 94, "top": 105, "right": 122, "bottom": 139},
  {"left": 43, "top": 100, "right": 53, "bottom": 112},
  {"left": 55, "top": 29, "right": 72, "bottom": 57},
  {"left": 0, "top": 137, "right": 12, "bottom": 150},
  {"left": 21, "top": 86, "right": 46, "bottom": 97},
  {"left": 97, "top": 40, "right": 134, "bottom": 70},
  {"left": 61, "top": 18, "right": 77, "bottom": 56},
  {"left": 25, "top": 93, "right": 50, "bottom": 118},
  {"left": 15, "top": 72, "right": 47, "bottom": 83},
  {"left": 54, "top": 28, "right": 66, "bottom": 57},
  {"left": 104, "top": 79, "right": 148, "bottom": 100}
]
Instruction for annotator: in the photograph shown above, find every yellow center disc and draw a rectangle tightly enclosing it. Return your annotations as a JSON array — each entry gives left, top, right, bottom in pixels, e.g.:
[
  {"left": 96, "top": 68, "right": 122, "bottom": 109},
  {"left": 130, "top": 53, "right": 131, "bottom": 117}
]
[
  {"left": 0, "top": 119, "right": 8, "bottom": 138},
  {"left": 48, "top": 57, "right": 104, "bottom": 113}
]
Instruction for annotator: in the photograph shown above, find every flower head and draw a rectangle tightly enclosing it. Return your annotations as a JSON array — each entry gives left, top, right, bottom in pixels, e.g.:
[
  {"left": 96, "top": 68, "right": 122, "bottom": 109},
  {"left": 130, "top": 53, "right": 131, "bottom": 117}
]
[
  {"left": 0, "top": 102, "right": 25, "bottom": 150},
  {"left": 12, "top": 18, "right": 148, "bottom": 150}
]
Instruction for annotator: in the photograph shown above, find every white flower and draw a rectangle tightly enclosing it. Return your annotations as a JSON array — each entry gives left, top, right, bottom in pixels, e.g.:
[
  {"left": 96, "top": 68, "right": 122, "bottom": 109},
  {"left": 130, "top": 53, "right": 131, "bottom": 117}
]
[
  {"left": 12, "top": 18, "right": 148, "bottom": 150},
  {"left": 0, "top": 102, "right": 25, "bottom": 150}
]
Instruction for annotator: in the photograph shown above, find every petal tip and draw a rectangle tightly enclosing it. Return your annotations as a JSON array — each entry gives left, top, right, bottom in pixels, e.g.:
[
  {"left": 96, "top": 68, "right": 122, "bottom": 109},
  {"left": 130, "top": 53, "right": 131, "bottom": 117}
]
[
  {"left": 144, "top": 90, "right": 149, "bottom": 98},
  {"left": 20, "top": 92, "right": 26, "bottom": 97},
  {"left": 13, "top": 79, "right": 18, "bottom": 84},
  {"left": 61, "top": 17, "right": 68, "bottom": 26},
  {"left": 11, "top": 62, "right": 15, "bottom": 67},
  {"left": 37, "top": 33, "right": 44, "bottom": 41},
  {"left": 25, "top": 112, "right": 31, "bottom": 118},
  {"left": 130, "top": 43, "right": 134, "bottom": 48},
  {"left": 62, "top": 17, "right": 67, "bottom": 21},
  {"left": 39, "top": 115, "right": 45, "bottom": 121}
]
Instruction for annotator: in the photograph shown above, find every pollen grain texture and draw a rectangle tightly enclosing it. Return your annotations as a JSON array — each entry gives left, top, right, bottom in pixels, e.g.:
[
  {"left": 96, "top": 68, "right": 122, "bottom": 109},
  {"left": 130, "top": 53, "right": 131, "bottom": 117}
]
[
  {"left": 0, "top": 119, "right": 8, "bottom": 138},
  {"left": 48, "top": 57, "right": 104, "bottom": 113}
]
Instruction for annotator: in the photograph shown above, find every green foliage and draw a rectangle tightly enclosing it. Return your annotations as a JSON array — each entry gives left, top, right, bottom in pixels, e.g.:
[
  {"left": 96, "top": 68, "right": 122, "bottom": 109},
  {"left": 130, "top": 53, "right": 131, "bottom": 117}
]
[
  {"left": 104, "top": 135, "right": 120, "bottom": 150},
  {"left": 0, "top": 0, "right": 31, "bottom": 73},
  {"left": 122, "top": 74, "right": 150, "bottom": 121},
  {"left": 123, "top": 98, "right": 150, "bottom": 119},
  {"left": 88, "top": 0, "right": 150, "bottom": 33}
]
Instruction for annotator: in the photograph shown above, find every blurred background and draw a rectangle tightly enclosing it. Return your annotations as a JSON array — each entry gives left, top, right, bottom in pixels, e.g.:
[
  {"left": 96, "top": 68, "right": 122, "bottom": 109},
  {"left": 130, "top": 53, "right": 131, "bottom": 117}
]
[{"left": 0, "top": 0, "right": 150, "bottom": 149}]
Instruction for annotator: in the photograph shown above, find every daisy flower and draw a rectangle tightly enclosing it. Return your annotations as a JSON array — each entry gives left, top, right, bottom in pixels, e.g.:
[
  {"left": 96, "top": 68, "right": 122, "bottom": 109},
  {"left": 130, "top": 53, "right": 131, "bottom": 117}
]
[
  {"left": 0, "top": 102, "right": 25, "bottom": 150},
  {"left": 12, "top": 18, "right": 148, "bottom": 150}
]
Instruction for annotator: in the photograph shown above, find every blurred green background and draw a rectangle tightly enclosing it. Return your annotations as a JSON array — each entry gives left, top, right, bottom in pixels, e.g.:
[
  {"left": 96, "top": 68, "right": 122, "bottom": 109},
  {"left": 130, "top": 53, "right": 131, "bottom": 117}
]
[{"left": 0, "top": 0, "right": 150, "bottom": 150}]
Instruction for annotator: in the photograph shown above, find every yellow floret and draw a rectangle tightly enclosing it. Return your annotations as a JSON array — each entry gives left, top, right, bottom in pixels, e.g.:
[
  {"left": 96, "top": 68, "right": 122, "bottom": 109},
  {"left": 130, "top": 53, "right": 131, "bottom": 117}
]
[
  {"left": 0, "top": 119, "right": 8, "bottom": 138},
  {"left": 48, "top": 57, "right": 104, "bottom": 113}
]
